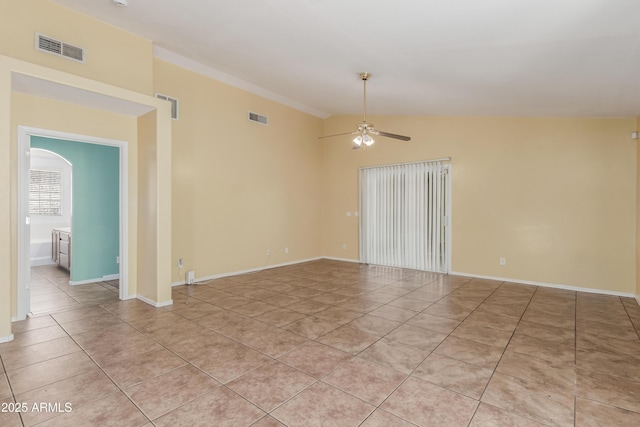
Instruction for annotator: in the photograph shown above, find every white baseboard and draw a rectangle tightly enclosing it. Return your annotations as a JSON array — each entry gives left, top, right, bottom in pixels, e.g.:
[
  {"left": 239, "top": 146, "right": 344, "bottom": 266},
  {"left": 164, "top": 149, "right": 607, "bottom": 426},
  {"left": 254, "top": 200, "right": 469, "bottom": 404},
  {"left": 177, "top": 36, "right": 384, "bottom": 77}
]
[
  {"left": 70, "top": 274, "right": 120, "bottom": 286},
  {"left": 323, "top": 256, "right": 360, "bottom": 263},
  {"left": 449, "top": 271, "right": 636, "bottom": 298},
  {"left": 137, "top": 295, "right": 173, "bottom": 308},
  {"left": 30, "top": 258, "right": 56, "bottom": 267},
  {"left": 0, "top": 334, "right": 14, "bottom": 343},
  {"left": 171, "top": 256, "right": 325, "bottom": 287}
]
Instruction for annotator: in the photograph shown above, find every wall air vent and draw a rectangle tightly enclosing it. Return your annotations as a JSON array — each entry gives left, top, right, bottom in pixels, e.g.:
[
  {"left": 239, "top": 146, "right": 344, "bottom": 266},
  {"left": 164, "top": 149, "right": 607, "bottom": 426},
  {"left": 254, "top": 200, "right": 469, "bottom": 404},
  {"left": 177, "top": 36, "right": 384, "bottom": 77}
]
[
  {"left": 155, "top": 93, "right": 179, "bottom": 120},
  {"left": 248, "top": 112, "right": 268, "bottom": 126},
  {"left": 35, "top": 33, "right": 86, "bottom": 63}
]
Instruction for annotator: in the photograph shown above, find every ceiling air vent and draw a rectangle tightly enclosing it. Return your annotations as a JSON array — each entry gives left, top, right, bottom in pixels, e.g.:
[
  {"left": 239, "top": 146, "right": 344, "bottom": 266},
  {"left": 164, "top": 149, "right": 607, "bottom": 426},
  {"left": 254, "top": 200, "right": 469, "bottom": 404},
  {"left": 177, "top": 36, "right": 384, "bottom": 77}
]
[
  {"left": 35, "top": 33, "right": 86, "bottom": 63},
  {"left": 155, "top": 93, "right": 179, "bottom": 119},
  {"left": 248, "top": 112, "right": 268, "bottom": 126}
]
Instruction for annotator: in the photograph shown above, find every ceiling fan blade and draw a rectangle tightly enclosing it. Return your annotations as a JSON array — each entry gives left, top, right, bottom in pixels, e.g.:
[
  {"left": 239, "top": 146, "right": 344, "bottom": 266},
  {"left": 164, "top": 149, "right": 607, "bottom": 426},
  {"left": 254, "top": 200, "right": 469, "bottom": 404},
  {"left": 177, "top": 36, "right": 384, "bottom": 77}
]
[
  {"left": 373, "top": 130, "right": 411, "bottom": 141},
  {"left": 318, "top": 131, "right": 358, "bottom": 139}
]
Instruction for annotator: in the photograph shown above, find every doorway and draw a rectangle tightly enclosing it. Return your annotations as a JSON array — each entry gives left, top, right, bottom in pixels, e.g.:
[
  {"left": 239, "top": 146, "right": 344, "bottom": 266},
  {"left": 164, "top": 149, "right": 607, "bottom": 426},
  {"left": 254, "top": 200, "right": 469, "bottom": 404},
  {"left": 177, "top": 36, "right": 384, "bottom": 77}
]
[{"left": 17, "top": 127, "right": 129, "bottom": 320}]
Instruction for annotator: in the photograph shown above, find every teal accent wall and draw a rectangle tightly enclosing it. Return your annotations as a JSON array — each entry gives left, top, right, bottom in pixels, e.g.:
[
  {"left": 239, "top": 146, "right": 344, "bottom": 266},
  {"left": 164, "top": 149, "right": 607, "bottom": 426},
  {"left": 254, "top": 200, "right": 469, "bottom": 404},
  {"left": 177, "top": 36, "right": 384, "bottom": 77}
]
[{"left": 30, "top": 136, "right": 120, "bottom": 282}]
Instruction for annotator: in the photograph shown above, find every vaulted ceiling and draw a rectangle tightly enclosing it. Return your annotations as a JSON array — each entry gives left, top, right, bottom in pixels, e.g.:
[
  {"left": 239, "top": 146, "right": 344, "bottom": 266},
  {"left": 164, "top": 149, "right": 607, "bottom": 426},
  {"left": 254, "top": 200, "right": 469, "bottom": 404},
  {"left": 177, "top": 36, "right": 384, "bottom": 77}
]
[{"left": 51, "top": 0, "right": 640, "bottom": 118}]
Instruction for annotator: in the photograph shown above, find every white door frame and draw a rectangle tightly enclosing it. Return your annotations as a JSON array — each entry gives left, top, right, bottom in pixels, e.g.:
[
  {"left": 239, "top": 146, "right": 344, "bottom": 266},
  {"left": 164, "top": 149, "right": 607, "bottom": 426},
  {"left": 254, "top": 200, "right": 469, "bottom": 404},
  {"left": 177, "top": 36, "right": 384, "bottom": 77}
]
[{"left": 17, "top": 126, "right": 129, "bottom": 320}]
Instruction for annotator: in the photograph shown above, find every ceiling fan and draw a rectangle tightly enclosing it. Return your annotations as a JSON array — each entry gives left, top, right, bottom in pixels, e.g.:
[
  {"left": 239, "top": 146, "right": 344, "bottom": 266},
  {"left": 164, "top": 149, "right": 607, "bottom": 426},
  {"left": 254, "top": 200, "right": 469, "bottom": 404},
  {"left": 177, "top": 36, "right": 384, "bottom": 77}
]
[{"left": 319, "top": 72, "right": 411, "bottom": 149}]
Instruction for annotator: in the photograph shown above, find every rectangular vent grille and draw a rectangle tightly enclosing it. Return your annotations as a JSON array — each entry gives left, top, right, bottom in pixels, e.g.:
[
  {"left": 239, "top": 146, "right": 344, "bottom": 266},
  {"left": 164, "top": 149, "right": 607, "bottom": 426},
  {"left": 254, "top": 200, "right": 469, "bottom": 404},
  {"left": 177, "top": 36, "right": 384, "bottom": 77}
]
[
  {"left": 35, "top": 33, "right": 85, "bottom": 62},
  {"left": 156, "top": 93, "right": 179, "bottom": 119},
  {"left": 248, "top": 112, "right": 268, "bottom": 126}
]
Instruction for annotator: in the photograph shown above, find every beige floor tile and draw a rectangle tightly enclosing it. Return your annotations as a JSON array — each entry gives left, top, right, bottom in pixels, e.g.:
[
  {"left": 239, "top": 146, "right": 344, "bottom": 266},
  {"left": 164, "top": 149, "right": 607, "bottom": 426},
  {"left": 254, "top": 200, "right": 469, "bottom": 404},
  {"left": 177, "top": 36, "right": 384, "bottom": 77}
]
[
  {"left": 576, "top": 318, "right": 639, "bottom": 341},
  {"left": 0, "top": 374, "right": 11, "bottom": 400},
  {"left": 252, "top": 415, "right": 287, "bottom": 426},
  {"left": 452, "top": 321, "right": 514, "bottom": 348},
  {"left": 358, "top": 337, "right": 430, "bottom": 374},
  {"left": 481, "top": 373, "right": 574, "bottom": 427},
  {"left": 17, "top": 370, "right": 118, "bottom": 426},
  {"left": 381, "top": 376, "right": 479, "bottom": 426},
  {"left": 227, "top": 361, "right": 315, "bottom": 411},
  {"left": 323, "top": 357, "right": 406, "bottom": 405},
  {"left": 10, "top": 315, "right": 56, "bottom": 334},
  {"left": 575, "top": 398, "right": 640, "bottom": 427},
  {"left": 514, "top": 320, "right": 575, "bottom": 345},
  {"left": 7, "top": 351, "right": 98, "bottom": 395},
  {"left": 237, "top": 326, "right": 309, "bottom": 358},
  {"left": 155, "top": 387, "right": 265, "bottom": 426},
  {"left": 0, "top": 397, "right": 22, "bottom": 427},
  {"left": 252, "top": 306, "right": 307, "bottom": 326},
  {"left": 14, "top": 261, "right": 640, "bottom": 426},
  {"left": 317, "top": 325, "right": 379, "bottom": 355},
  {"left": 422, "top": 300, "right": 475, "bottom": 320},
  {"left": 102, "top": 348, "right": 187, "bottom": 388},
  {"left": 434, "top": 336, "right": 504, "bottom": 370},
  {"left": 0, "top": 336, "right": 81, "bottom": 371},
  {"left": 35, "top": 391, "right": 148, "bottom": 427},
  {"left": 313, "top": 307, "right": 363, "bottom": 325},
  {"left": 271, "top": 382, "right": 374, "bottom": 427},
  {"left": 577, "top": 348, "right": 640, "bottom": 382},
  {"left": 0, "top": 325, "right": 68, "bottom": 352},
  {"left": 413, "top": 353, "right": 493, "bottom": 399},
  {"left": 192, "top": 341, "right": 273, "bottom": 384},
  {"left": 282, "top": 316, "right": 342, "bottom": 339},
  {"left": 337, "top": 298, "right": 384, "bottom": 313},
  {"left": 360, "top": 409, "right": 416, "bottom": 426},
  {"left": 576, "top": 369, "right": 640, "bottom": 413},
  {"left": 278, "top": 341, "right": 352, "bottom": 378},
  {"left": 231, "top": 300, "right": 279, "bottom": 317},
  {"left": 368, "top": 305, "right": 417, "bottom": 322},
  {"left": 576, "top": 330, "right": 640, "bottom": 358},
  {"left": 384, "top": 323, "right": 448, "bottom": 352},
  {"left": 469, "top": 403, "right": 548, "bottom": 427},
  {"left": 346, "top": 314, "right": 401, "bottom": 336},
  {"left": 125, "top": 365, "right": 219, "bottom": 420},
  {"left": 406, "top": 312, "right": 460, "bottom": 334},
  {"left": 507, "top": 334, "right": 575, "bottom": 366}
]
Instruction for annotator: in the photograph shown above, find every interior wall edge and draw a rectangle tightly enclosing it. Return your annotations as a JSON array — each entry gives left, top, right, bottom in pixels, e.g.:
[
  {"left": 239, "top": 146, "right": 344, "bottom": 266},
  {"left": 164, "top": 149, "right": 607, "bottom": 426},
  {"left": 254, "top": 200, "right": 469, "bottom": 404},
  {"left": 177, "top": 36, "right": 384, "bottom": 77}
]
[{"left": 450, "top": 270, "right": 636, "bottom": 298}]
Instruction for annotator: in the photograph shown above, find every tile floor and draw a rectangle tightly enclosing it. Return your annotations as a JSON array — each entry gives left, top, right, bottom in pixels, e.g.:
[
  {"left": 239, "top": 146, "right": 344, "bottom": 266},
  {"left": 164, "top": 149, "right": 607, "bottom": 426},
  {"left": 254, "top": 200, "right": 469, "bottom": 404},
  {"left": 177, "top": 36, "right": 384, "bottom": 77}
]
[
  {"left": 1, "top": 259, "right": 640, "bottom": 426},
  {"left": 28, "top": 265, "right": 120, "bottom": 315}
]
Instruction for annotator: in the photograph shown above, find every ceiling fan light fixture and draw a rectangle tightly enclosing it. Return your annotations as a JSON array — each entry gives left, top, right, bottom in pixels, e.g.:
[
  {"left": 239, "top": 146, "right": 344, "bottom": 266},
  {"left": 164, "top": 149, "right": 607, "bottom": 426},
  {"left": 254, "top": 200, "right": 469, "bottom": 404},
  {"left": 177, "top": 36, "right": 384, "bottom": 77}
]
[
  {"left": 353, "top": 135, "right": 363, "bottom": 146},
  {"left": 363, "top": 134, "right": 375, "bottom": 146}
]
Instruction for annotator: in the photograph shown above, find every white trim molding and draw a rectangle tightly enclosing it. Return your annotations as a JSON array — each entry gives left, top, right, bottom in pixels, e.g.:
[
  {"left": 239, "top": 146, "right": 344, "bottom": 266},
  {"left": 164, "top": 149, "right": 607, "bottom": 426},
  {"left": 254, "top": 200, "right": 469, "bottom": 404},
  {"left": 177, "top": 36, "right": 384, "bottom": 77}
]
[
  {"left": 450, "top": 271, "right": 636, "bottom": 298},
  {"left": 322, "top": 256, "right": 360, "bottom": 264},
  {"left": 153, "top": 46, "right": 330, "bottom": 119},
  {"left": 137, "top": 295, "right": 173, "bottom": 308},
  {"left": 0, "top": 334, "right": 14, "bottom": 343},
  {"left": 171, "top": 256, "right": 326, "bottom": 287}
]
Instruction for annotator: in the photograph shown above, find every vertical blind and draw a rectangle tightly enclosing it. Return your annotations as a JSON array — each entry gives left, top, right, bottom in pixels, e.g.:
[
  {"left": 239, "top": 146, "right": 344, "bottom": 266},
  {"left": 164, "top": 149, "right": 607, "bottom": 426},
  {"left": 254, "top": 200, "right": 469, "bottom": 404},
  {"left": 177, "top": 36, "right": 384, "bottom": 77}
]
[{"left": 359, "top": 160, "right": 449, "bottom": 272}]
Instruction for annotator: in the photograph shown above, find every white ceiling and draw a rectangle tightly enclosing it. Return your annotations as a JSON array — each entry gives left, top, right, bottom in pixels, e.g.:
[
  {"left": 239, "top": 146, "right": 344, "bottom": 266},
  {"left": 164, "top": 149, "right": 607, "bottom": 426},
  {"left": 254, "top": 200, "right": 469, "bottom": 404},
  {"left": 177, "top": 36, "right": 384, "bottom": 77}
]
[{"left": 51, "top": 0, "right": 640, "bottom": 118}]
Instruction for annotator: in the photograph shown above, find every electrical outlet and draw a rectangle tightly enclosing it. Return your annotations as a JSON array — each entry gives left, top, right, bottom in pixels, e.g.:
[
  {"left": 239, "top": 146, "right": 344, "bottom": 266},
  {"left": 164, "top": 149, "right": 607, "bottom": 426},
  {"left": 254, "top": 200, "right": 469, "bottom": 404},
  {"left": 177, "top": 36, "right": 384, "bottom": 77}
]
[
  {"left": 178, "top": 258, "right": 183, "bottom": 268},
  {"left": 285, "top": 247, "right": 289, "bottom": 254},
  {"left": 342, "top": 243, "right": 347, "bottom": 250},
  {"left": 116, "top": 256, "right": 120, "bottom": 264},
  {"left": 499, "top": 257, "right": 506, "bottom": 266},
  {"left": 267, "top": 249, "right": 272, "bottom": 256}
]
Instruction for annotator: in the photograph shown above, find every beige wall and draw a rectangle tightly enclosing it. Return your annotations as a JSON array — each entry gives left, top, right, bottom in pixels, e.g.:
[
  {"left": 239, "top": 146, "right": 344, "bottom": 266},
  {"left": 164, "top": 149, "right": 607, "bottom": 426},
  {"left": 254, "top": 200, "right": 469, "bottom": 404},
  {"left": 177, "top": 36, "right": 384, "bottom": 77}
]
[
  {"left": 322, "top": 115, "right": 637, "bottom": 294},
  {"left": 154, "top": 59, "right": 324, "bottom": 281},
  {"left": 0, "top": 0, "right": 154, "bottom": 94}
]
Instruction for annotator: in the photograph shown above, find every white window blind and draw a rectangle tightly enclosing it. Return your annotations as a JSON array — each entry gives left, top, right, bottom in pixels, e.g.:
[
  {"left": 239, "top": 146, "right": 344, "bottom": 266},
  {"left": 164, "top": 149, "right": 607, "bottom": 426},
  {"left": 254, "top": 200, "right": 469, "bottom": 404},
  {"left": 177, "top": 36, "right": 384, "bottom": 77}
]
[
  {"left": 29, "top": 169, "right": 62, "bottom": 216},
  {"left": 359, "top": 160, "right": 449, "bottom": 272}
]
